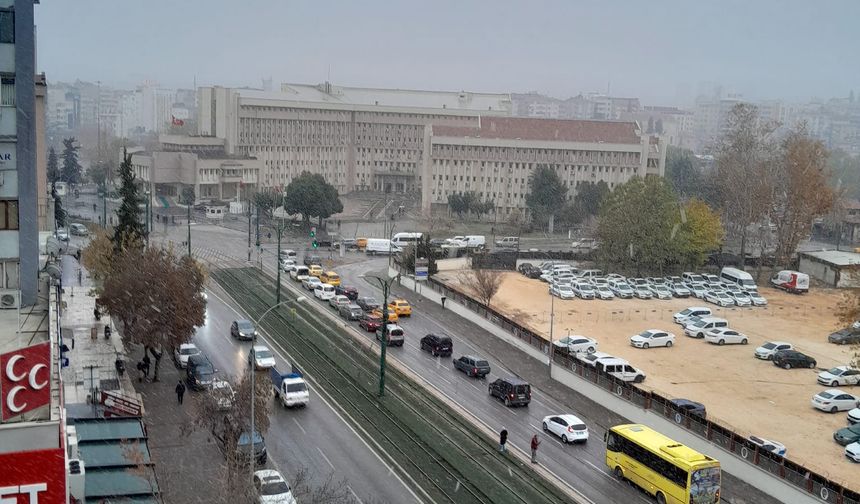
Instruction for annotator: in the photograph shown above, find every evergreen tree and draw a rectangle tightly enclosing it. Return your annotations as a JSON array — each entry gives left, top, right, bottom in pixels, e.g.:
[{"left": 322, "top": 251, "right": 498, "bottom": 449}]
[
  {"left": 113, "top": 150, "right": 146, "bottom": 250},
  {"left": 47, "top": 147, "right": 60, "bottom": 185},
  {"left": 60, "top": 138, "right": 82, "bottom": 186},
  {"left": 525, "top": 165, "right": 567, "bottom": 229},
  {"left": 52, "top": 183, "right": 67, "bottom": 229}
]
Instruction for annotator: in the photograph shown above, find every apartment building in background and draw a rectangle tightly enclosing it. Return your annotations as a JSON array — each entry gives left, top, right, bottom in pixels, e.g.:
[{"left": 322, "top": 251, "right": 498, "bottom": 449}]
[
  {"left": 196, "top": 82, "right": 664, "bottom": 216},
  {"left": 423, "top": 116, "right": 666, "bottom": 215}
]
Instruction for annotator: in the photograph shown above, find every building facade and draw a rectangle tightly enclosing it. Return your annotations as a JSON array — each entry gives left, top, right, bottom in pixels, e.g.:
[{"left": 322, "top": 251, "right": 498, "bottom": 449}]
[
  {"left": 197, "top": 83, "right": 512, "bottom": 194},
  {"left": 422, "top": 117, "right": 665, "bottom": 215},
  {"left": 131, "top": 134, "right": 260, "bottom": 203}
]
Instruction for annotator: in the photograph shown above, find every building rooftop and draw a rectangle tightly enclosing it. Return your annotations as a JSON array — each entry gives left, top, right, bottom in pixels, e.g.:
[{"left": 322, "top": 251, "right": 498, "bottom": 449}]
[
  {"left": 800, "top": 250, "right": 860, "bottom": 267},
  {"left": 233, "top": 81, "right": 512, "bottom": 113},
  {"left": 433, "top": 117, "right": 643, "bottom": 144}
]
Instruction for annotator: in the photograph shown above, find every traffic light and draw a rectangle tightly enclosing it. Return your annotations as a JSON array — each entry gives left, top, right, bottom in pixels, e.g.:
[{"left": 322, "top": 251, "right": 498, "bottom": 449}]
[
  {"left": 312, "top": 240, "right": 319, "bottom": 249},
  {"left": 310, "top": 227, "right": 316, "bottom": 238}
]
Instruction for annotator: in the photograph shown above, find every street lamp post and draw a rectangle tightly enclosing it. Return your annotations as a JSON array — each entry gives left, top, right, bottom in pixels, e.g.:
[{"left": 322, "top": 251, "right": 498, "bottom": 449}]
[
  {"left": 102, "top": 183, "right": 107, "bottom": 228},
  {"left": 248, "top": 296, "right": 307, "bottom": 482},
  {"left": 361, "top": 274, "right": 399, "bottom": 396},
  {"left": 186, "top": 199, "right": 192, "bottom": 257},
  {"left": 248, "top": 203, "right": 253, "bottom": 262},
  {"left": 534, "top": 252, "right": 558, "bottom": 377}
]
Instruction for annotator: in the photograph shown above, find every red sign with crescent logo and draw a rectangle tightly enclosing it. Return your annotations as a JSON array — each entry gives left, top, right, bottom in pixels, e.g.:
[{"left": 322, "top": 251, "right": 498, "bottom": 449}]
[{"left": 1, "top": 342, "right": 51, "bottom": 421}]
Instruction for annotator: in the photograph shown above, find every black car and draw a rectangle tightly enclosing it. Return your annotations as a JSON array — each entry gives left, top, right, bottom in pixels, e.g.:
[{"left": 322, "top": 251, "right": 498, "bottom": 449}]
[
  {"left": 356, "top": 297, "right": 380, "bottom": 312},
  {"left": 517, "top": 262, "right": 535, "bottom": 275},
  {"left": 828, "top": 327, "right": 860, "bottom": 346},
  {"left": 230, "top": 319, "right": 257, "bottom": 341},
  {"left": 339, "top": 303, "right": 364, "bottom": 321},
  {"left": 335, "top": 285, "right": 359, "bottom": 301},
  {"left": 185, "top": 354, "right": 216, "bottom": 391},
  {"left": 453, "top": 355, "right": 491, "bottom": 378},
  {"left": 772, "top": 349, "right": 817, "bottom": 369},
  {"left": 420, "top": 334, "right": 453, "bottom": 357},
  {"left": 669, "top": 398, "right": 707, "bottom": 419},
  {"left": 488, "top": 377, "right": 531, "bottom": 407}
]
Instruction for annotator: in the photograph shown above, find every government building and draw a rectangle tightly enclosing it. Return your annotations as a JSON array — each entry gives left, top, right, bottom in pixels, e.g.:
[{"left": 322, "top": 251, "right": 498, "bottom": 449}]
[{"left": 196, "top": 82, "right": 665, "bottom": 216}]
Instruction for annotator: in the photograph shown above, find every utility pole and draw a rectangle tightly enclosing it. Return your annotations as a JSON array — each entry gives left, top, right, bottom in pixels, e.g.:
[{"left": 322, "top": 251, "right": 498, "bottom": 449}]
[
  {"left": 363, "top": 274, "right": 399, "bottom": 396},
  {"left": 248, "top": 202, "right": 253, "bottom": 262},
  {"left": 255, "top": 205, "right": 261, "bottom": 267},
  {"left": 102, "top": 184, "right": 107, "bottom": 228},
  {"left": 249, "top": 345, "right": 255, "bottom": 481},
  {"left": 185, "top": 189, "right": 193, "bottom": 257}
]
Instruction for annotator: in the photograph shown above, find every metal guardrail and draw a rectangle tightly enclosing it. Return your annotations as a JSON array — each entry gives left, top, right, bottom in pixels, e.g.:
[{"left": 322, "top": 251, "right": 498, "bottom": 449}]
[{"left": 419, "top": 271, "right": 860, "bottom": 504}]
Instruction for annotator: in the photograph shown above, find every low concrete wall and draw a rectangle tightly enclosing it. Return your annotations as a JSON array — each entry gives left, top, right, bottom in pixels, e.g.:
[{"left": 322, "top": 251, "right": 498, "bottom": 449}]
[
  {"left": 435, "top": 257, "right": 470, "bottom": 271},
  {"left": 551, "top": 365, "right": 821, "bottom": 504},
  {"left": 391, "top": 267, "right": 548, "bottom": 363}
]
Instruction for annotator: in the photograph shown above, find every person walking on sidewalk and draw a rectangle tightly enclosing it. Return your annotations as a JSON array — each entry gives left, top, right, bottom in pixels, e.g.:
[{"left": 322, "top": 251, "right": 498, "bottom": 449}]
[
  {"left": 136, "top": 361, "right": 145, "bottom": 383},
  {"left": 142, "top": 354, "right": 151, "bottom": 379},
  {"left": 530, "top": 434, "right": 541, "bottom": 464},
  {"left": 498, "top": 428, "right": 508, "bottom": 453},
  {"left": 175, "top": 380, "right": 186, "bottom": 405}
]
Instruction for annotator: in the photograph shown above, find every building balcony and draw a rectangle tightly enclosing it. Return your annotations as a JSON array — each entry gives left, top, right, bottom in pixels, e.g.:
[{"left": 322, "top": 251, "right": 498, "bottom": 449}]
[
  {"left": 0, "top": 106, "right": 15, "bottom": 137},
  {"left": 0, "top": 44, "right": 13, "bottom": 73}
]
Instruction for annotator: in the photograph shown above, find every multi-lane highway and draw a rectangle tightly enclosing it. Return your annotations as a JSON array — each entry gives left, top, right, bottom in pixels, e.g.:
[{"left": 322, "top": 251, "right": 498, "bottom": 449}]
[{"left": 193, "top": 281, "right": 420, "bottom": 504}]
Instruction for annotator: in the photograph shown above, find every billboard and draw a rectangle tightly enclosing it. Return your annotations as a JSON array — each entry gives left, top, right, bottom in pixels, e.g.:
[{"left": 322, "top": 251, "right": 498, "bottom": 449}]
[{"left": 0, "top": 448, "right": 66, "bottom": 504}]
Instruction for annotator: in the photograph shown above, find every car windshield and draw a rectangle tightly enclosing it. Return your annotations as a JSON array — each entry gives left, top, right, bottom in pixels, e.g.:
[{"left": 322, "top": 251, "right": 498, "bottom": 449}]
[
  {"left": 260, "top": 480, "right": 291, "bottom": 495},
  {"left": 680, "top": 309, "right": 693, "bottom": 315},
  {"left": 638, "top": 331, "right": 654, "bottom": 338},
  {"left": 255, "top": 349, "right": 273, "bottom": 359},
  {"left": 762, "top": 343, "right": 777, "bottom": 350},
  {"left": 618, "top": 283, "right": 631, "bottom": 289},
  {"left": 365, "top": 298, "right": 379, "bottom": 305},
  {"left": 286, "top": 382, "right": 307, "bottom": 392},
  {"left": 827, "top": 368, "right": 845, "bottom": 376},
  {"left": 476, "top": 360, "right": 489, "bottom": 367},
  {"left": 238, "top": 322, "right": 254, "bottom": 331},
  {"left": 818, "top": 392, "right": 835, "bottom": 399},
  {"left": 180, "top": 347, "right": 198, "bottom": 355},
  {"left": 691, "top": 275, "right": 705, "bottom": 282}
]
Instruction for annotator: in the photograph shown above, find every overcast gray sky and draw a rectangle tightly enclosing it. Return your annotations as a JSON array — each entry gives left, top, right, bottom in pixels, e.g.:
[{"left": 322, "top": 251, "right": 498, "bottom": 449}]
[{"left": 35, "top": 0, "right": 858, "bottom": 105}]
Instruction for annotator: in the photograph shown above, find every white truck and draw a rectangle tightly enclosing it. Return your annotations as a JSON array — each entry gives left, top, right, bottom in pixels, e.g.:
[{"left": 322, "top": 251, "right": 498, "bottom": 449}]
[{"left": 270, "top": 366, "right": 309, "bottom": 408}]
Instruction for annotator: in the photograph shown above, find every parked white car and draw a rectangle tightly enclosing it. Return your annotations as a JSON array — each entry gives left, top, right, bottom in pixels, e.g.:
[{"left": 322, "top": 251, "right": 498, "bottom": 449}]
[
  {"left": 553, "top": 336, "right": 598, "bottom": 354},
  {"left": 703, "top": 274, "right": 721, "bottom": 287},
  {"left": 725, "top": 290, "right": 752, "bottom": 306},
  {"left": 846, "top": 442, "right": 860, "bottom": 463},
  {"left": 755, "top": 341, "right": 793, "bottom": 360},
  {"left": 748, "top": 290, "right": 768, "bottom": 306},
  {"left": 811, "top": 389, "right": 859, "bottom": 413},
  {"left": 747, "top": 436, "right": 786, "bottom": 456},
  {"left": 594, "top": 285, "right": 615, "bottom": 300},
  {"left": 329, "top": 294, "right": 351, "bottom": 310},
  {"left": 704, "top": 328, "right": 749, "bottom": 345},
  {"left": 211, "top": 379, "right": 236, "bottom": 410},
  {"left": 253, "top": 469, "right": 297, "bottom": 504},
  {"left": 669, "top": 283, "right": 692, "bottom": 298},
  {"left": 249, "top": 345, "right": 276, "bottom": 370},
  {"left": 549, "top": 284, "right": 575, "bottom": 300},
  {"left": 572, "top": 282, "right": 595, "bottom": 300},
  {"left": 648, "top": 284, "right": 673, "bottom": 300},
  {"left": 686, "top": 283, "right": 708, "bottom": 299},
  {"left": 683, "top": 317, "right": 728, "bottom": 339},
  {"left": 630, "top": 330, "right": 675, "bottom": 349},
  {"left": 705, "top": 291, "right": 735, "bottom": 307},
  {"left": 633, "top": 285, "right": 653, "bottom": 299},
  {"left": 817, "top": 366, "right": 860, "bottom": 387},
  {"left": 848, "top": 408, "right": 860, "bottom": 424},
  {"left": 608, "top": 281, "right": 634, "bottom": 299},
  {"left": 173, "top": 343, "right": 201, "bottom": 368},
  {"left": 673, "top": 307, "right": 712, "bottom": 325},
  {"left": 542, "top": 414, "right": 589, "bottom": 444}
]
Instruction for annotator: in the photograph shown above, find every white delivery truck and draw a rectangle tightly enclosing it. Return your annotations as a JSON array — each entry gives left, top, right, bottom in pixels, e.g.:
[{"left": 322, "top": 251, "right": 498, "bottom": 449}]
[
  {"left": 365, "top": 238, "right": 402, "bottom": 256},
  {"left": 770, "top": 270, "right": 809, "bottom": 294},
  {"left": 270, "top": 366, "right": 309, "bottom": 408}
]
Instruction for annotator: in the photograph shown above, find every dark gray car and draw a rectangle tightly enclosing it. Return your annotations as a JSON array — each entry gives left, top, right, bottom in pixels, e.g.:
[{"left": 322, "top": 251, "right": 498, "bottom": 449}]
[
  {"left": 829, "top": 327, "right": 860, "bottom": 345},
  {"left": 339, "top": 303, "right": 364, "bottom": 320},
  {"left": 453, "top": 355, "right": 491, "bottom": 378}
]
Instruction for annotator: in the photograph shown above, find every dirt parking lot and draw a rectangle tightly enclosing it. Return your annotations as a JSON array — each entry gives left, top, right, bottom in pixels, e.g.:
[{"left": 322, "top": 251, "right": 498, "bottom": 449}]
[{"left": 437, "top": 270, "right": 859, "bottom": 488}]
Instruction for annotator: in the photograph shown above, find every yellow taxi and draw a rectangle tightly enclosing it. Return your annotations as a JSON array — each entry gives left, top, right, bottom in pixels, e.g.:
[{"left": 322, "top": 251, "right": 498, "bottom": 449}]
[
  {"left": 320, "top": 271, "right": 341, "bottom": 286},
  {"left": 308, "top": 264, "right": 323, "bottom": 277},
  {"left": 388, "top": 299, "right": 412, "bottom": 317},
  {"left": 371, "top": 308, "right": 399, "bottom": 323}
]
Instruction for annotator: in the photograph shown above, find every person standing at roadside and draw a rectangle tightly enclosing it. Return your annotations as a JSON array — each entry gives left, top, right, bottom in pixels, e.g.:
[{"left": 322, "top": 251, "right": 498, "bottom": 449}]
[
  {"left": 499, "top": 428, "right": 508, "bottom": 452},
  {"left": 530, "top": 434, "right": 541, "bottom": 463}
]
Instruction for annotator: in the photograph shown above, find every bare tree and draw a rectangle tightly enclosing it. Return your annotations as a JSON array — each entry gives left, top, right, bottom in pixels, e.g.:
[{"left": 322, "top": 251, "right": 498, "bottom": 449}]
[
  {"left": 714, "top": 103, "right": 778, "bottom": 266},
  {"left": 770, "top": 126, "right": 836, "bottom": 267},
  {"left": 459, "top": 269, "right": 504, "bottom": 306},
  {"left": 100, "top": 246, "right": 206, "bottom": 380}
]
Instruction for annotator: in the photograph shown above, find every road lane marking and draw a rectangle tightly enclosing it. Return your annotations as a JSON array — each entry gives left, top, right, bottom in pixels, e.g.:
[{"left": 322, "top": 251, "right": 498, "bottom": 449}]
[
  {"left": 583, "top": 460, "right": 615, "bottom": 482},
  {"left": 317, "top": 446, "right": 336, "bottom": 471},
  {"left": 348, "top": 485, "right": 363, "bottom": 504},
  {"left": 292, "top": 418, "right": 307, "bottom": 435}
]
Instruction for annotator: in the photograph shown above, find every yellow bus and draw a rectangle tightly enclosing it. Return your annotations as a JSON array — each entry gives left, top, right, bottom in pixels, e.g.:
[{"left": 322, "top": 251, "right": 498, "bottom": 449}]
[{"left": 605, "top": 424, "right": 720, "bottom": 504}]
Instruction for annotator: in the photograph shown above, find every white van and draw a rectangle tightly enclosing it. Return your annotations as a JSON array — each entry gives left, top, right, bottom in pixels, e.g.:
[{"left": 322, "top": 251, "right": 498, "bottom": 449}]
[
  {"left": 684, "top": 316, "right": 729, "bottom": 338},
  {"left": 391, "top": 232, "right": 423, "bottom": 248},
  {"left": 720, "top": 267, "right": 757, "bottom": 292},
  {"left": 290, "top": 266, "right": 309, "bottom": 281},
  {"left": 463, "top": 235, "right": 486, "bottom": 249},
  {"left": 314, "top": 283, "right": 336, "bottom": 300},
  {"left": 770, "top": 270, "right": 809, "bottom": 294},
  {"left": 365, "top": 238, "right": 402, "bottom": 256},
  {"left": 673, "top": 306, "right": 712, "bottom": 325},
  {"left": 576, "top": 352, "right": 645, "bottom": 382}
]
